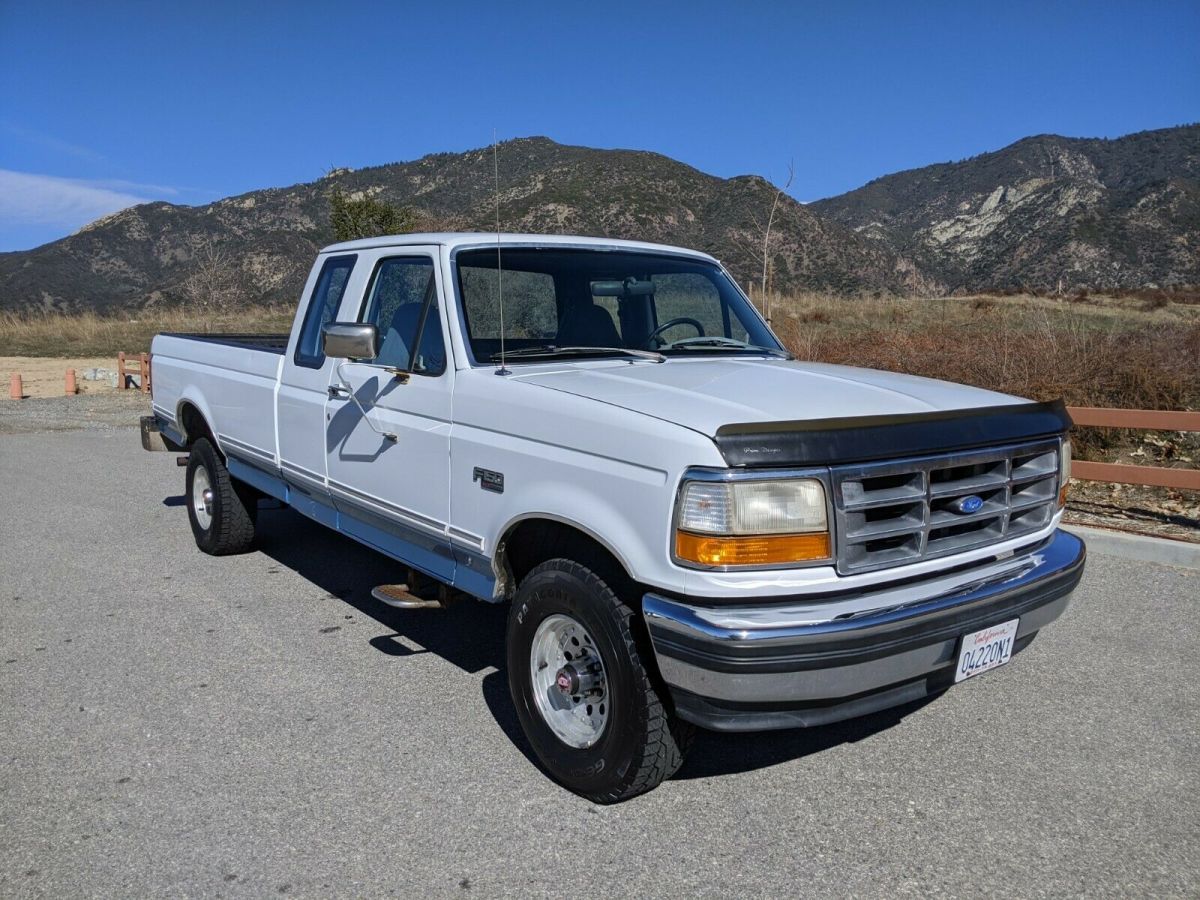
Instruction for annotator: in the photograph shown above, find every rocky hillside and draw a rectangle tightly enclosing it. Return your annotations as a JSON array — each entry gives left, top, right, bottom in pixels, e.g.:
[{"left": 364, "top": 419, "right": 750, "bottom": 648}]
[
  {"left": 811, "top": 125, "right": 1199, "bottom": 292},
  {"left": 0, "top": 138, "right": 928, "bottom": 313}
]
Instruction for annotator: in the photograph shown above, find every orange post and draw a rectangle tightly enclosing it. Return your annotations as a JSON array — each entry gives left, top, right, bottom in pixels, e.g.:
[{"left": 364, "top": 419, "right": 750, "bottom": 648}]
[
  {"left": 65, "top": 368, "right": 77, "bottom": 395},
  {"left": 9, "top": 373, "right": 21, "bottom": 400},
  {"left": 117, "top": 352, "right": 127, "bottom": 390}
]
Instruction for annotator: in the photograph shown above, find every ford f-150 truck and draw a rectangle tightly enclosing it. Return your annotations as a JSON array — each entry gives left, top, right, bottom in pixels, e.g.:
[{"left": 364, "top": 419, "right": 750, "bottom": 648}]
[{"left": 142, "top": 233, "right": 1085, "bottom": 802}]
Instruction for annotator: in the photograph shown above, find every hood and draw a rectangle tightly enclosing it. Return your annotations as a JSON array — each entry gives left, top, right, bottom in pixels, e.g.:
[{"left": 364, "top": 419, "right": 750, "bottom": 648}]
[{"left": 511, "top": 357, "right": 1024, "bottom": 438}]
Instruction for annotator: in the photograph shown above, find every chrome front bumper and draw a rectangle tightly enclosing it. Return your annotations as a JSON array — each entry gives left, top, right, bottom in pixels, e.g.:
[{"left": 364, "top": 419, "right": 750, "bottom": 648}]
[{"left": 643, "top": 529, "right": 1086, "bottom": 731}]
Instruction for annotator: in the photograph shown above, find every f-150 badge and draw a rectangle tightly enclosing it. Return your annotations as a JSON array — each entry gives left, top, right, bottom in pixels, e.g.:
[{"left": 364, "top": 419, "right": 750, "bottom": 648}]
[{"left": 473, "top": 467, "right": 504, "bottom": 493}]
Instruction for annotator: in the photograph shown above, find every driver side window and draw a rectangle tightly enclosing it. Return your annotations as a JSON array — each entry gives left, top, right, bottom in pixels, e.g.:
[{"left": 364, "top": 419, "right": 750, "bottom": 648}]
[{"left": 360, "top": 256, "right": 446, "bottom": 376}]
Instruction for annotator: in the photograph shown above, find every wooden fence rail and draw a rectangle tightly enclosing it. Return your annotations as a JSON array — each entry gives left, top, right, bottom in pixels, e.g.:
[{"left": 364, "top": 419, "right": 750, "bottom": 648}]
[
  {"left": 117, "top": 352, "right": 151, "bottom": 393},
  {"left": 1066, "top": 406, "right": 1200, "bottom": 491}
]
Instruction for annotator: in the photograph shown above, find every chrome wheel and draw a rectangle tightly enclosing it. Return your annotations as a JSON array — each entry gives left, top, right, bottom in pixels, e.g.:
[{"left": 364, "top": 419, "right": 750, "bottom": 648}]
[
  {"left": 192, "top": 465, "right": 214, "bottom": 531},
  {"left": 529, "top": 613, "right": 609, "bottom": 748}
]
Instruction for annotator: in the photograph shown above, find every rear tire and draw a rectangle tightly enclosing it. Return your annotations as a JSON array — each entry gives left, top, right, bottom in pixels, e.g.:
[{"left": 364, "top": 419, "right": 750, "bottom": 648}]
[
  {"left": 186, "top": 437, "right": 257, "bottom": 555},
  {"left": 506, "top": 558, "right": 693, "bottom": 803}
]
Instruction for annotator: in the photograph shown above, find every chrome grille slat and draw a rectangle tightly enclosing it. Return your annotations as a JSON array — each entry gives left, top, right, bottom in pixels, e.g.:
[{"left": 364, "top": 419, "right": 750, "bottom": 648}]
[
  {"left": 928, "top": 504, "right": 1006, "bottom": 528},
  {"left": 832, "top": 439, "right": 1061, "bottom": 575},
  {"left": 843, "top": 520, "right": 926, "bottom": 543},
  {"left": 1011, "top": 469, "right": 1056, "bottom": 485},
  {"left": 928, "top": 473, "right": 1009, "bottom": 497},
  {"left": 843, "top": 487, "right": 927, "bottom": 509}
]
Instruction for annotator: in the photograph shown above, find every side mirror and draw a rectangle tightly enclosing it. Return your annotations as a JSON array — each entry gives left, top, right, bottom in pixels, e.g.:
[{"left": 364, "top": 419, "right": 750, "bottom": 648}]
[{"left": 322, "top": 322, "right": 379, "bottom": 360}]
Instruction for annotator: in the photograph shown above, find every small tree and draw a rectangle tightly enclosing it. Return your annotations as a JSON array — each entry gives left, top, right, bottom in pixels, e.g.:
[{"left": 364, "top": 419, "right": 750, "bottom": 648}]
[
  {"left": 759, "top": 160, "right": 795, "bottom": 323},
  {"left": 180, "top": 236, "right": 241, "bottom": 322},
  {"left": 329, "top": 188, "right": 418, "bottom": 242},
  {"left": 733, "top": 162, "right": 795, "bottom": 322}
]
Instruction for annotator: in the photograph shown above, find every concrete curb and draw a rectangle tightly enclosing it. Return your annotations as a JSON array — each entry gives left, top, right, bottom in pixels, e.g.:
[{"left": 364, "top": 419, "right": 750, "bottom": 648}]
[{"left": 1063, "top": 524, "right": 1200, "bottom": 571}]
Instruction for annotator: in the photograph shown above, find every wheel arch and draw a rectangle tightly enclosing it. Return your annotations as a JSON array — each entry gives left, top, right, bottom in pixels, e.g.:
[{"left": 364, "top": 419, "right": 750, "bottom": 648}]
[
  {"left": 175, "top": 396, "right": 216, "bottom": 449},
  {"left": 495, "top": 514, "right": 639, "bottom": 602}
]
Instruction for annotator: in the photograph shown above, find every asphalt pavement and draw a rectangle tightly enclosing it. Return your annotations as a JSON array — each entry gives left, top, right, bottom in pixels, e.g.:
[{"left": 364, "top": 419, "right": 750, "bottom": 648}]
[{"left": 2, "top": 427, "right": 1197, "bottom": 898}]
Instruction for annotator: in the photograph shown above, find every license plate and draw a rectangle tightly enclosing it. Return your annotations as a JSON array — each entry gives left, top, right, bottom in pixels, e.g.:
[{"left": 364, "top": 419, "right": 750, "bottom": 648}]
[{"left": 955, "top": 619, "right": 1019, "bottom": 683}]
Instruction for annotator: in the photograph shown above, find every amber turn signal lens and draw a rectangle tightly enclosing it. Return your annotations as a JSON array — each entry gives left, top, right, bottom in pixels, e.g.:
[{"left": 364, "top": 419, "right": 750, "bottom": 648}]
[
  {"left": 675, "top": 530, "right": 831, "bottom": 567},
  {"left": 1058, "top": 484, "right": 1069, "bottom": 507}
]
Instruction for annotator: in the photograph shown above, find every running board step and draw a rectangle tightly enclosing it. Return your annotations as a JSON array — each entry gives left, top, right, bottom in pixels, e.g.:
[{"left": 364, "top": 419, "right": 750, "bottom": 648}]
[{"left": 371, "top": 583, "right": 445, "bottom": 610}]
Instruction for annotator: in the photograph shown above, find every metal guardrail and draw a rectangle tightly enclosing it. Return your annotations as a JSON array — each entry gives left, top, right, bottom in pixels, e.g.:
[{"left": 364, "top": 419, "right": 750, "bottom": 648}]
[{"left": 1067, "top": 406, "right": 1200, "bottom": 491}]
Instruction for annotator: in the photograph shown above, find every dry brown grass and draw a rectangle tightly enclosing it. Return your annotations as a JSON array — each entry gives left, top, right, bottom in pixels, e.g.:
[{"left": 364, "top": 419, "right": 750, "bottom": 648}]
[
  {"left": 771, "top": 293, "right": 1199, "bottom": 407},
  {"left": 768, "top": 292, "right": 1200, "bottom": 458},
  {"left": 0, "top": 307, "right": 295, "bottom": 358},
  {"left": 4, "top": 292, "right": 1197, "bottom": 416}
]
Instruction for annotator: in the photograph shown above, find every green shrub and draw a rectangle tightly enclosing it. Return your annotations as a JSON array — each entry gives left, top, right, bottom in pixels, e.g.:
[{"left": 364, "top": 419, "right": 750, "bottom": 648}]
[{"left": 329, "top": 188, "right": 417, "bottom": 242}]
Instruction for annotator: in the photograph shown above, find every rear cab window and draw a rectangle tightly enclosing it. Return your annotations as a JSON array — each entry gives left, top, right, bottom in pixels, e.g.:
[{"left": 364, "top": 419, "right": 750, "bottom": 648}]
[{"left": 294, "top": 254, "right": 357, "bottom": 369}]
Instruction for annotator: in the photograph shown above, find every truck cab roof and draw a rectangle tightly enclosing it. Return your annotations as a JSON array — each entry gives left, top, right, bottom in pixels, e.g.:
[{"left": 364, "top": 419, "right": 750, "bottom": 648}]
[{"left": 319, "top": 232, "right": 720, "bottom": 263}]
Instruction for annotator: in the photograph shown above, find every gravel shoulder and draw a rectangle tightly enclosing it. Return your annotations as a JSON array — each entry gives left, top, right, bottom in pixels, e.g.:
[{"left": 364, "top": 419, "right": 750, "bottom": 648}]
[{"left": 0, "top": 393, "right": 149, "bottom": 435}]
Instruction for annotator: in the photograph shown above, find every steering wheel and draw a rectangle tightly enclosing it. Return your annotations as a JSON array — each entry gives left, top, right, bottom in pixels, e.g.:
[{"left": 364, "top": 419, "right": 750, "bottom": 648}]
[{"left": 643, "top": 317, "right": 705, "bottom": 348}]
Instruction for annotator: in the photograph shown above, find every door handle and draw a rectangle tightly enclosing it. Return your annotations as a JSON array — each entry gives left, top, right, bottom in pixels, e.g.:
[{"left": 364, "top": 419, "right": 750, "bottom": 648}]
[{"left": 328, "top": 384, "right": 351, "bottom": 400}]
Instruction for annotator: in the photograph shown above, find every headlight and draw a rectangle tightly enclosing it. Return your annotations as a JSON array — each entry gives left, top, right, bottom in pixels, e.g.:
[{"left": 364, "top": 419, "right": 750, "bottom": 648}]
[
  {"left": 1058, "top": 439, "right": 1072, "bottom": 507},
  {"left": 675, "top": 477, "right": 831, "bottom": 567}
]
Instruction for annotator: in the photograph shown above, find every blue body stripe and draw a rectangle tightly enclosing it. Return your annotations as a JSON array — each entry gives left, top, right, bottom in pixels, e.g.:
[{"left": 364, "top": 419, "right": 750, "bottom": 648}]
[
  {"left": 224, "top": 453, "right": 495, "bottom": 600},
  {"left": 226, "top": 456, "right": 287, "bottom": 501}
]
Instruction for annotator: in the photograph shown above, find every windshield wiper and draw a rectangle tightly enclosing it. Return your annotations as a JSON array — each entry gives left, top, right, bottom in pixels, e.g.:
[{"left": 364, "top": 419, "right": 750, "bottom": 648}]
[
  {"left": 490, "top": 345, "right": 665, "bottom": 363},
  {"left": 662, "top": 337, "right": 792, "bottom": 358}
]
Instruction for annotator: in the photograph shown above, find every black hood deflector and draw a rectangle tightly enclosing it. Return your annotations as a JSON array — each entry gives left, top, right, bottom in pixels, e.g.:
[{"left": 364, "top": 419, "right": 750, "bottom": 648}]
[{"left": 714, "top": 400, "right": 1072, "bottom": 468}]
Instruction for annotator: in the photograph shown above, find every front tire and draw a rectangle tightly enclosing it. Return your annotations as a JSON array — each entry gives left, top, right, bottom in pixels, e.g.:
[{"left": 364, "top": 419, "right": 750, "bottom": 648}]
[
  {"left": 506, "top": 558, "right": 692, "bottom": 803},
  {"left": 186, "top": 437, "right": 257, "bottom": 555}
]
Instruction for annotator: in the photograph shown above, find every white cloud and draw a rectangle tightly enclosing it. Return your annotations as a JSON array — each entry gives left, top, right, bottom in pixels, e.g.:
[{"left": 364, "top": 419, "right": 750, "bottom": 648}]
[
  {"left": 89, "top": 177, "right": 180, "bottom": 196},
  {"left": 1, "top": 121, "right": 107, "bottom": 163},
  {"left": 0, "top": 169, "right": 157, "bottom": 230}
]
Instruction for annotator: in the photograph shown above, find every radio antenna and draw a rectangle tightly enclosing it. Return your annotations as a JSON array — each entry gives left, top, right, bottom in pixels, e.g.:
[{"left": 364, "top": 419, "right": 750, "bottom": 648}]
[{"left": 493, "top": 130, "right": 510, "bottom": 376}]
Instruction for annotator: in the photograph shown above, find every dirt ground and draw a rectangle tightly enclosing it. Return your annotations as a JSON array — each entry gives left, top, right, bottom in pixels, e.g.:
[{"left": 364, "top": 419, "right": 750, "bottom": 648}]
[
  {"left": 1063, "top": 482, "right": 1199, "bottom": 543},
  {"left": 2, "top": 355, "right": 146, "bottom": 398}
]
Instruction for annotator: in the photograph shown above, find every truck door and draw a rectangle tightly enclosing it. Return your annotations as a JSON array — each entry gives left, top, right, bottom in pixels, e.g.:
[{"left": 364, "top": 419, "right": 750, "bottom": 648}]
[
  {"left": 277, "top": 252, "right": 361, "bottom": 525},
  {"left": 323, "top": 249, "right": 455, "bottom": 582}
]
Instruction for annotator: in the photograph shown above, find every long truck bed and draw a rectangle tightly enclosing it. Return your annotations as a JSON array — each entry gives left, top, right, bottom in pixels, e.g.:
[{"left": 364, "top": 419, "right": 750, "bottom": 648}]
[
  {"left": 158, "top": 332, "right": 290, "bottom": 353},
  {"left": 150, "top": 332, "right": 289, "bottom": 465}
]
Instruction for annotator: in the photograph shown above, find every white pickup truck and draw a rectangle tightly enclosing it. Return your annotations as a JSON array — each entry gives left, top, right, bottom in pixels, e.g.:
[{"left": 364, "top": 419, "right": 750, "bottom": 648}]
[{"left": 143, "top": 232, "right": 1085, "bottom": 802}]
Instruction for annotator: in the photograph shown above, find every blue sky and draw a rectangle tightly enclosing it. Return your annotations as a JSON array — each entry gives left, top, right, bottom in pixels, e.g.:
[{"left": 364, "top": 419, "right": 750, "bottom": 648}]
[{"left": 1, "top": 0, "right": 1197, "bottom": 251}]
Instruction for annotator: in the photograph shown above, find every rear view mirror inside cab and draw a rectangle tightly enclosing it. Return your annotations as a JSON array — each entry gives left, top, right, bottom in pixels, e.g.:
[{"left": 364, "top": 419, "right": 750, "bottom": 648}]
[{"left": 591, "top": 278, "right": 655, "bottom": 297}]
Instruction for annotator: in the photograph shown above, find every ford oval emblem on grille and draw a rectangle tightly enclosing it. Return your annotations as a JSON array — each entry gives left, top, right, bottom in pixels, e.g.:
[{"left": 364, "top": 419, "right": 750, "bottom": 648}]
[{"left": 951, "top": 494, "right": 984, "bottom": 515}]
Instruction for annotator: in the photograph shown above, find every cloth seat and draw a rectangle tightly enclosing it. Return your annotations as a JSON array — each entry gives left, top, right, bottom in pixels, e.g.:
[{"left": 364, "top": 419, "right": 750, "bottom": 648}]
[
  {"left": 556, "top": 303, "right": 621, "bottom": 347},
  {"left": 375, "top": 303, "right": 445, "bottom": 373},
  {"left": 375, "top": 303, "right": 424, "bottom": 370}
]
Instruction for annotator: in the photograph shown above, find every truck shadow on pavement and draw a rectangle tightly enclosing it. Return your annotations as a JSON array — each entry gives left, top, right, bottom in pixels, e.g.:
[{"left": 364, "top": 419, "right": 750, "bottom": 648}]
[
  {"left": 253, "top": 507, "right": 507, "bottom": 677},
  {"left": 672, "top": 697, "right": 936, "bottom": 779},
  {"left": 248, "top": 504, "right": 934, "bottom": 782}
]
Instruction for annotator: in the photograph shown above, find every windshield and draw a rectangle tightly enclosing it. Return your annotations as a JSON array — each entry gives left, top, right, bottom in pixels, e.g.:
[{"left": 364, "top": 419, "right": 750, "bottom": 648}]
[{"left": 454, "top": 247, "right": 784, "bottom": 364}]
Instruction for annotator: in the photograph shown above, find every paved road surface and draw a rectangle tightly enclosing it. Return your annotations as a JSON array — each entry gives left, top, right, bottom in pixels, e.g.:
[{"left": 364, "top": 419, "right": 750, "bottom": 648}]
[{"left": 2, "top": 428, "right": 1197, "bottom": 897}]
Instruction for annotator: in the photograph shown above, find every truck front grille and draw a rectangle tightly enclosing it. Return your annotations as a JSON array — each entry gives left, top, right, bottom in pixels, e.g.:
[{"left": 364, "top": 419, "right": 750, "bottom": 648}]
[{"left": 830, "top": 440, "right": 1061, "bottom": 575}]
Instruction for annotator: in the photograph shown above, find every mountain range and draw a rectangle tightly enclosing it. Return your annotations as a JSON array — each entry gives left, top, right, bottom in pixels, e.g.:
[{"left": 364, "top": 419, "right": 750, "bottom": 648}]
[
  {"left": 812, "top": 124, "right": 1199, "bottom": 293},
  {"left": 1, "top": 125, "right": 1196, "bottom": 312}
]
